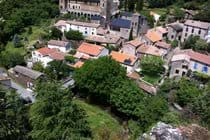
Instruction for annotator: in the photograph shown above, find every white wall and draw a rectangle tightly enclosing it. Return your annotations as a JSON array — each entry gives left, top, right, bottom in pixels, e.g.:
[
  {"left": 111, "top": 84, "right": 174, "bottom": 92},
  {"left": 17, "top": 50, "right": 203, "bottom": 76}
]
[
  {"left": 32, "top": 51, "right": 53, "bottom": 67},
  {"left": 66, "top": 24, "right": 97, "bottom": 36},
  {"left": 48, "top": 44, "right": 70, "bottom": 53}
]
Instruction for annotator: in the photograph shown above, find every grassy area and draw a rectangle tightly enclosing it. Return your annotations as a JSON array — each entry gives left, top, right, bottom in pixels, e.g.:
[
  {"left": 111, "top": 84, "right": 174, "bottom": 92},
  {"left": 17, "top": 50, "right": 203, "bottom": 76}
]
[
  {"left": 142, "top": 74, "right": 161, "bottom": 84},
  {"left": 20, "top": 26, "right": 48, "bottom": 47},
  {"left": 74, "top": 99, "right": 122, "bottom": 139},
  {"left": 141, "top": 8, "right": 167, "bottom": 16}
]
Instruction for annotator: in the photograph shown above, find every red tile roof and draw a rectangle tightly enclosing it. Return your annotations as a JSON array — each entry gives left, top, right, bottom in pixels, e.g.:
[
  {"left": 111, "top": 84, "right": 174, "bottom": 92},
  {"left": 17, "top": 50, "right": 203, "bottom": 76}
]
[
  {"left": 110, "top": 51, "right": 138, "bottom": 66},
  {"left": 37, "top": 47, "right": 65, "bottom": 60},
  {"left": 145, "top": 31, "right": 162, "bottom": 43},
  {"left": 77, "top": 42, "right": 105, "bottom": 56},
  {"left": 189, "top": 51, "right": 210, "bottom": 65}
]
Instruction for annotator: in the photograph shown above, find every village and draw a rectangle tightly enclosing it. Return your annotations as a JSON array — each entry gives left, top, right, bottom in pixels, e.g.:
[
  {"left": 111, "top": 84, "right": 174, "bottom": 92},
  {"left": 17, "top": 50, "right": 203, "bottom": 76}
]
[{"left": 1, "top": 0, "right": 210, "bottom": 139}]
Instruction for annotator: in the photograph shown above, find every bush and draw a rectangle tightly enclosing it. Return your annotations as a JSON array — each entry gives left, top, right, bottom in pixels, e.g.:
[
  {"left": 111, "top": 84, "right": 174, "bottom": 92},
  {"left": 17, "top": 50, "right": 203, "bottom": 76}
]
[
  {"left": 65, "top": 30, "right": 84, "bottom": 41},
  {"left": 65, "top": 55, "right": 75, "bottom": 63},
  {"left": 69, "top": 49, "right": 77, "bottom": 55}
]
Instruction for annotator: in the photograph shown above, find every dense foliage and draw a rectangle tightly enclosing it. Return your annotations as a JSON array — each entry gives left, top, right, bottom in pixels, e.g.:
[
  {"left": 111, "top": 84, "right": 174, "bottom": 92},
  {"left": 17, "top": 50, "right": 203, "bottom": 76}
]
[
  {"left": 0, "top": 0, "right": 59, "bottom": 47},
  {"left": 45, "top": 60, "right": 71, "bottom": 80},
  {"left": 74, "top": 57, "right": 168, "bottom": 131},
  {"left": 140, "top": 55, "right": 164, "bottom": 76},
  {"left": 29, "top": 82, "right": 91, "bottom": 139},
  {"left": 65, "top": 30, "right": 84, "bottom": 41},
  {"left": 0, "top": 88, "right": 31, "bottom": 140}
]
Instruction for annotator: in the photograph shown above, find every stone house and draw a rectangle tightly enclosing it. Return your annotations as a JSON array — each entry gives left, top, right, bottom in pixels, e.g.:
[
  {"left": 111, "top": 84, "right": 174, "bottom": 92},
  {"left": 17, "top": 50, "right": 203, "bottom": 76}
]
[
  {"left": 110, "top": 51, "right": 139, "bottom": 73},
  {"left": 9, "top": 66, "right": 44, "bottom": 88},
  {"left": 48, "top": 40, "right": 71, "bottom": 53},
  {"left": 181, "top": 20, "right": 210, "bottom": 42},
  {"left": 170, "top": 50, "right": 210, "bottom": 78},
  {"left": 121, "top": 39, "right": 144, "bottom": 56},
  {"left": 167, "top": 22, "right": 183, "bottom": 41}
]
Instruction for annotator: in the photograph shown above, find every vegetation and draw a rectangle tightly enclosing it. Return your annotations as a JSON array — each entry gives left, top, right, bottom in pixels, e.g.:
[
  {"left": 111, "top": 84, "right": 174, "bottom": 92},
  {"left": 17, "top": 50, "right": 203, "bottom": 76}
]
[
  {"left": 30, "top": 82, "right": 91, "bottom": 139},
  {"left": 45, "top": 60, "right": 71, "bottom": 80},
  {"left": 32, "top": 62, "right": 45, "bottom": 72},
  {"left": 65, "top": 30, "right": 84, "bottom": 41},
  {"left": 0, "top": 88, "right": 31, "bottom": 139},
  {"left": 140, "top": 55, "right": 164, "bottom": 76},
  {"left": 74, "top": 100, "right": 122, "bottom": 139},
  {"left": 65, "top": 55, "right": 76, "bottom": 64},
  {"left": 49, "top": 27, "right": 63, "bottom": 40}
]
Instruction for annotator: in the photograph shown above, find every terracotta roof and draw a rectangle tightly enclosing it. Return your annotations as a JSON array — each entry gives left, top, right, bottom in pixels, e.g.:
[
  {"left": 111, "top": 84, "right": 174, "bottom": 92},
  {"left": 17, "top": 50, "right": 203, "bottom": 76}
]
[
  {"left": 77, "top": 42, "right": 105, "bottom": 56},
  {"left": 48, "top": 40, "right": 69, "bottom": 47},
  {"left": 189, "top": 51, "right": 210, "bottom": 65},
  {"left": 138, "top": 81, "right": 157, "bottom": 95},
  {"left": 49, "top": 52, "right": 65, "bottom": 60},
  {"left": 155, "top": 41, "right": 171, "bottom": 49},
  {"left": 37, "top": 48, "right": 65, "bottom": 60},
  {"left": 145, "top": 31, "right": 162, "bottom": 43},
  {"left": 126, "top": 39, "right": 144, "bottom": 47},
  {"left": 37, "top": 48, "right": 56, "bottom": 56},
  {"left": 54, "top": 20, "right": 67, "bottom": 27},
  {"left": 110, "top": 51, "right": 138, "bottom": 66},
  {"left": 156, "top": 26, "right": 168, "bottom": 34},
  {"left": 72, "top": 61, "right": 84, "bottom": 68},
  {"left": 185, "top": 20, "right": 210, "bottom": 30},
  {"left": 171, "top": 54, "right": 190, "bottom": 62},
  {"left": 127, "top": 72, "right": 140, "bottom": 80},
  {"left": 137, "top": 45, "right": 162, "bottom": 57}
]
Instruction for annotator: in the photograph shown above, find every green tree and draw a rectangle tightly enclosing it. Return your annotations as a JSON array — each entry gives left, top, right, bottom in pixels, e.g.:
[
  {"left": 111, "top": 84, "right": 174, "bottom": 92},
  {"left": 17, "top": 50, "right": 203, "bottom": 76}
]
[
  {"left": 44, "top": 60, "right": 71, "bottom": 80},
  {"left": 65, "top": 55, "right": 76, "bottom": 64},
  {"left": 111, "top": 80, "right": 145, "bottom": 116},
  {"left": 194, "top": 0, "right": 210, "bottom": 22},
  {"left": 0, "top": 50, "right": 25, "bottom": 68},
  {"left": 175, "top": 78, "right": 202, "bottom": 107},
  {"left": 13, "top": 34, "right": 23, "bottom": 48},
  {"left": 140, "top": 56, "right": 164, "bottom": 76},
  {"left": 32, "top": 62, "right": 45, "bottom": 72},
  {"left": 74, "top": 56, "right": 127, "bottom": 104},
  {"left": 0, "top": 89, "right": 31, "bottom": 140},
  {"left": 65, "top": 30, "right": 84, "bottom": 41},
  {"left": 173, "top": 7, "right": 185, "bottom": 20},
  {"left": 29, "top": 82, "right": 91, "bottom": 139},
  {"left": 183, "top": 35, "right": 199, "bottom": 49},
  {"left": 50, "top": 27, "right": 63, "bottom": 40},
  {"left": 136, "top": 0, "right": 144, "bottom": 11}
]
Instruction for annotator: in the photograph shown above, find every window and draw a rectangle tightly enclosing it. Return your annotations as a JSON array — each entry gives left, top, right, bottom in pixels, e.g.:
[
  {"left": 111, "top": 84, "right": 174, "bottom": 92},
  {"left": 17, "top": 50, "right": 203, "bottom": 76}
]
[
  {"left": 185, "top": 33, "right": 188, "bottom": 37},
  {"left": 198, "top": 30, "right": 201, "bottom": 34},
  {"left": 192, "top": 28, "right": 194, "bottom": 33},
  {"left": 193, "top": 62, "right": 198, "bottom": 69},
  {"left": 202, "top": 65, "right": 208, "bottom": 73},
  {"left": 182, "top": 65, "right": 188, "bottom": 69},
  {"left": 85, "top": 31, "right": 88, "bottom": 34},
  {"left": 175, "top": 69, "right": 179, "bottom": 74},
  {"left": 186, "top": 27, "right": 188, "bottom": 32},
  {"left": 171, "top": 35, "right": 174, "bottom": 39}
]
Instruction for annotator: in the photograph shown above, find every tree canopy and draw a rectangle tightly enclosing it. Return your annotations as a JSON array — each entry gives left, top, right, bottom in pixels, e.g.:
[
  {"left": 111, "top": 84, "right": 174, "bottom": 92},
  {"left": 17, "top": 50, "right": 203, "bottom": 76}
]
[
  {"left": 29, "top": 82, "right": 91, "bottom": 139},
  {"left": 140, "top": 55, "right": 164, "bottom": 76}
]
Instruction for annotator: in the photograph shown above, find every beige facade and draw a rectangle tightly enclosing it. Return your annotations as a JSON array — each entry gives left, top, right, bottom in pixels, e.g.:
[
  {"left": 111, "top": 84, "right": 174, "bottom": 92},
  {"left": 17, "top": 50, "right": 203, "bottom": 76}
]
[{"left": 59, "top": 0, "right": 119, "bottom": 18}]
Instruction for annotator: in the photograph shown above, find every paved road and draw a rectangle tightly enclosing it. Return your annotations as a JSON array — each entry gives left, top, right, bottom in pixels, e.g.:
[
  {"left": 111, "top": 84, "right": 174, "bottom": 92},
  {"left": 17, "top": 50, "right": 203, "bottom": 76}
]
[{"left": 11, "top": 81, "right": 35, "bottom": 103}]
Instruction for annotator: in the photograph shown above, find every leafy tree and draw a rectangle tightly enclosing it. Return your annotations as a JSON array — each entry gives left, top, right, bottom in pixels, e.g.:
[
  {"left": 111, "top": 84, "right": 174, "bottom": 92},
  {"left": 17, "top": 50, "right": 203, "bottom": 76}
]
[
  {"left": 191, "top": 85, "right": 210, "bottom": 128},
  {"left": 32, "top": 62, "right": 45, "bottom": 72},
  {"left": 30, "top": 82, "right": 91, "bottom": 139},
  {"left": 13, "top": 34, "right": 23, "bottom": 48},
  {"left": 50, "top": 27, "right": 63, "bottom": 40},
  {"left": 45, "top": 60, "right": 71, "bottom": 80},
  {"left": 65, "top": 55, "right": 76, "bottom": 64},
  {"left": 140, "top": 56, "right": 164, "bottom": 76},
  {"left": 147, "top": 0, "right": 174, "bottom": 8},
  {"left": 111, "top": 80, "right": 145, "bottom": 117},
  {"left": 183, "top": 35, "right": 200, "bottom": 49},
  {"left": 28, "top": 26, "right": 33, "bottom": 35},
  {"left": 0, "top": 88, "right": 31, "bottom": 140},
  {"left": 136, "top": 0, "right": 144, "bottom": 11},
  {"left": 128, "top": 0, "right": 135, "bottom": 12},
  {"left": 74, "top": 56, "right": 127, "bottom": 104},
  {"left": 175, "top": 78, "right": 202, "bottom": 107},
  {"left": 171, "top": 40, "right": 178, "bottom": 48},
  {"left": 65, "top": 30, "right": 84, "bottom": 41},
  {"left": 173, "top": 7, "right": 185, "bottom": 20},
  {"left": 194, "top": 0, "right": 210, "bottom": 22},
  {"left": 0, "top": 50, "right": 25, "bottom": 68},
  {"left": 137, "top": 96, "right": 168, "bottom": 131}
]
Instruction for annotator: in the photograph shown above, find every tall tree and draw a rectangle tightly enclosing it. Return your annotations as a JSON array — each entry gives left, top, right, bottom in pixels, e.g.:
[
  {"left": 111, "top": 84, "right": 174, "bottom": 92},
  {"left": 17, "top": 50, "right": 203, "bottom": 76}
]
[
  {"left": 0, "top": 88, "right": 31, "bottom": 140},
  {"left": 29, "top": 82, "right": 91, "bottom": 139},
  {"left": 74, "top": 56, "right": 127, "bottom": 104},
  {"left": 136, "top": 0, "right": 144, "bottom": 11}
]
